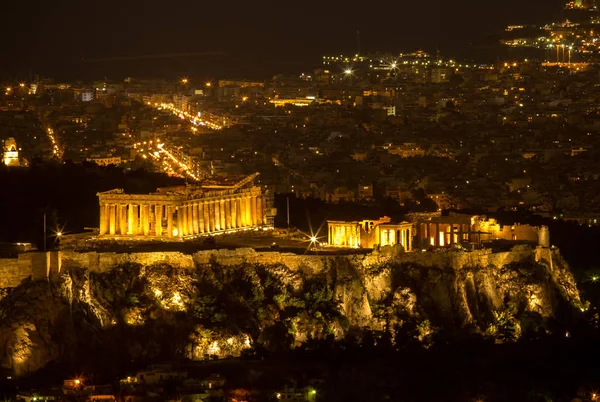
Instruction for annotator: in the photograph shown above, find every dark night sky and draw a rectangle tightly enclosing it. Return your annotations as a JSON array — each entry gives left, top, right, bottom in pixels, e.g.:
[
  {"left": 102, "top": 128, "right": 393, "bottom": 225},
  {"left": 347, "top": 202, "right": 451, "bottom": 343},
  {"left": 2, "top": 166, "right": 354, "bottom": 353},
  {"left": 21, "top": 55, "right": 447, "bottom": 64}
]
[{"left": 3, "top": 0, "right": 565, "bottom": 80}]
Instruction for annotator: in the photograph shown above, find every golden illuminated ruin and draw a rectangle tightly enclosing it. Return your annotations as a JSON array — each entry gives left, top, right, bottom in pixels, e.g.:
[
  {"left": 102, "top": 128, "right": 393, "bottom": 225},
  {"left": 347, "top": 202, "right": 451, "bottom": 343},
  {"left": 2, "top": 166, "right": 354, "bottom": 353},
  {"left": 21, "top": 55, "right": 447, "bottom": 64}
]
[
  {"left": 414, "top": 212, "right": 550, "bottom": 247},
  {"left": 3, "top": 137, "right": 21, "bottom": 167},
  {"left": 327, "top": 217, "right": 414, "bottom": 250},
  {"left": 97, "top": 173, "right": 273, "bottom": 239}
]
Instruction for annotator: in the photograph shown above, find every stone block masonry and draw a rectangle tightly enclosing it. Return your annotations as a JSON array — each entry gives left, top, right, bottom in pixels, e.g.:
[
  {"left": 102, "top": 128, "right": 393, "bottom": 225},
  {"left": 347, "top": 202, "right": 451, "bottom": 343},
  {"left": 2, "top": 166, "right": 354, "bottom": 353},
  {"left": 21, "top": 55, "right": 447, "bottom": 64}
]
[
  {"left": 0, "top": 246, "right": 557, "bottom": 290},
  {"left": 0, "top": 252, "right": 62, "bottom": 288}
]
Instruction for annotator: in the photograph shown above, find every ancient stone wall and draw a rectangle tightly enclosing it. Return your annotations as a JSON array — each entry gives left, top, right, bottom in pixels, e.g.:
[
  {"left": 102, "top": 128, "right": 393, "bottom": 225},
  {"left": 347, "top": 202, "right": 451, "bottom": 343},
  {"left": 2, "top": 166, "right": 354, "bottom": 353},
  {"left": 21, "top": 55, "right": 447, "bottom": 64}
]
[
  {"left": 191, "top": 248, "right": 326, "bottom": 272},
  {"left": 0, "top": 252, "right": 64, "bottom": 288},
  {"left": 60, "top": 250, "right": 195, "bottom": 272},
  {"left": 0, "top": 258, "right": 25, "bottom": 288},
  {"left": 1, "top": 246, "right": 550, "bottom": 289}
]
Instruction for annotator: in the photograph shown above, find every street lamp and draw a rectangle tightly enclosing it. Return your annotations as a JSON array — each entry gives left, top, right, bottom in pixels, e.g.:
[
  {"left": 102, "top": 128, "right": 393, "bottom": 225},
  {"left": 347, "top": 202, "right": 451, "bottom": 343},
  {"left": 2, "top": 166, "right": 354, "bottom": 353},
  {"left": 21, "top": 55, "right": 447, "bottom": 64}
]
[{"left": 181, "top": 78, "right": 189, "bottom": 84}]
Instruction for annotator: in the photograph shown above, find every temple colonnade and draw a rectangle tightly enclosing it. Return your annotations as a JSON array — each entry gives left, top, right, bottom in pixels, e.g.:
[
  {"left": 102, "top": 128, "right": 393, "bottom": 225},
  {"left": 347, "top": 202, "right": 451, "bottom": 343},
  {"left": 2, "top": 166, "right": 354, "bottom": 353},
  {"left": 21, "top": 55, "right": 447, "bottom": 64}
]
[{"left": 98, "top": 194, "right": 267, "bottom": 237}]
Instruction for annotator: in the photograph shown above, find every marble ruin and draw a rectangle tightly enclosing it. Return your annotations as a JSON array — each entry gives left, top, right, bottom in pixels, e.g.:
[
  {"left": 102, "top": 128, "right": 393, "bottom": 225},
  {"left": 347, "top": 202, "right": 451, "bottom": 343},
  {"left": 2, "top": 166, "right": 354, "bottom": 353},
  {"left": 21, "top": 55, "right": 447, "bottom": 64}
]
[
  {"left": 328, "top": 217, "right": 414, "bottom": 250},
  {"left": 97, "top": 173, "right": 273, "bottom": 239},
  {"left": 328, "top": 212, "right": 550, "bottom": 250},
  {"left": 3, "top": 137, "right": 21, "bottom": 167},
  {"left": 414, "top": 212, "right": 550, "bottom": 247}
]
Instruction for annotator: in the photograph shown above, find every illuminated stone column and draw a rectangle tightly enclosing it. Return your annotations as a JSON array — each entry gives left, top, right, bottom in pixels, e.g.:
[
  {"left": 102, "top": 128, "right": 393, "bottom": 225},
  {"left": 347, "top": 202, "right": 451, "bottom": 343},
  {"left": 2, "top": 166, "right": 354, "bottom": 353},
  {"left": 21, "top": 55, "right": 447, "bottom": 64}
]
[
  {"left": 176, "top": 206, "right": 183, "bottom": 237},
  {"left": 184, "top": 204, "right": 190, "bottom": 236},
  {"left": 192, "top": 203, "right": 199, "bottom": 234},
  {"left": 207, "top": 201, "right": 214, "bottom": 232},
  {"left": 245, "top": 197, "right": 252, "bottom": 227},
  {"left": 99, "top": 203, "right": 108, "bottom": 235},
  {"left": 139, "top": 204, "right": 146, "bottom": 235},
  {"left": 119, "top": 204, "right": 128, "bottom": 235},
  {"left": 186, "top": 204, "right": 194, "bottom": 235},
  {"left": 235, "top": 198, "right": 246, "bottom": 228},
  {"left": 224, "top": 198, "right": 232, "bottom": 230},
  {"left": 236, "top": 198, "right": 244, "bottom": 227},
  {"left": 127, "top": 204, "right": 135, "bottom": 235},
  {"left": 115, "top": 205, "right": 121, "bottom": 235},
  {"left": 203, "top": 202, "right": 210, "bottom": 233},
  {"left": 198, "top": 202, "right": 205, "bottom": 233},
  {"left": 435, "top": 223, "right": 440, "bottom": 247},
  {"left": 230, "top": 199, "right": 237, "bottom": 228},
  {"left": 214, "top": 200, "right": 221, "bottom": 231},
  {"left": 155, "top": 204, "right": 163, "bottom": 236},
  {"left": 134, "top": 204, "right": 141, "bottom": 235},
  {"left": 142, "top": 204, "right": 150, "bottom": 236},
  {"left": 250, "top": 196, "right": 257, "bottom": 226},
  {"left": 181, "top": 205, "right": 188, "bottom": 236},
  {"left": 109, "top": 204, "right": 117, "bottom": 235},
  {"left": 408, "top": 228, "right": 412, "bottom": 251},
  {"left": 167, "top": 206, "right": 173, "bottom": 236},
  {"left": 255, "top": 197, "right": 263, "bottom": 226},
  {"left": 220, "top": 199, "right": 226, "bottom": 231}
]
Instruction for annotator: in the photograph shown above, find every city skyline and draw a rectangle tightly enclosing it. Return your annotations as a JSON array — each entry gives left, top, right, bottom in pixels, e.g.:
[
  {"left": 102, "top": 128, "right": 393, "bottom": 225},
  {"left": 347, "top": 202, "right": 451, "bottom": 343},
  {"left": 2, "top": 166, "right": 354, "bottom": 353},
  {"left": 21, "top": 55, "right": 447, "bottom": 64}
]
[{"left": 3, "top": 0, "right": 566, "bottom": 79}]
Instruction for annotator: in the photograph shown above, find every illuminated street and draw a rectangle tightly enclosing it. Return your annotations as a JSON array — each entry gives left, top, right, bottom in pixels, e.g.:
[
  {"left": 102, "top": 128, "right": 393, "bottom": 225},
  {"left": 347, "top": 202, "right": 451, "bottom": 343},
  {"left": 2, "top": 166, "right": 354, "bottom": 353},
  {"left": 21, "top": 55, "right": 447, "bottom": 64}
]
[
  {"left": 46, "top": 127, "right": 63, "bottom": 160},
  {"left": 133, "top": 140, "right": 203, "bottom": 181},
  {"left": 154, "top": 102, "right": 223, "bottom": 131}
]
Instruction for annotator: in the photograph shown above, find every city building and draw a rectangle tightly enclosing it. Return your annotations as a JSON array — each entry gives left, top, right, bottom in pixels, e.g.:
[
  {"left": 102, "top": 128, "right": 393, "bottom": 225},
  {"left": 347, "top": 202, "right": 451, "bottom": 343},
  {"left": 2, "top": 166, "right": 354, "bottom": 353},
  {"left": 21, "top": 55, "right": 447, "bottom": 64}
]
[
  {"left": 327, "top": 217, "right": 414, "bottom": 250},
  {"left": 96, "top": 173, "right": 274, "bottom": 239},
  {"left": 87, "top": 156, "right": 122, "bottom": 166}
]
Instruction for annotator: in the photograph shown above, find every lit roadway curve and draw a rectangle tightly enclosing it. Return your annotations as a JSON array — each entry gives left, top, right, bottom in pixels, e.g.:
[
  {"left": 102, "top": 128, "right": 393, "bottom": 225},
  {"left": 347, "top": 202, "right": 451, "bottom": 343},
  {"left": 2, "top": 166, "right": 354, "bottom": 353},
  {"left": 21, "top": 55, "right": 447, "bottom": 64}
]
[
  {"left": 133, "top": 140, "right": 202, "bottom": 182},
  {"left": 151, "top": 102, "right": 223, "bottom": 130},
  {"left": 134, "top": 101, "right": 222, "bottom": 181},
  {"left": 46, "top": 127, "right": 64, "bottom": 160}
]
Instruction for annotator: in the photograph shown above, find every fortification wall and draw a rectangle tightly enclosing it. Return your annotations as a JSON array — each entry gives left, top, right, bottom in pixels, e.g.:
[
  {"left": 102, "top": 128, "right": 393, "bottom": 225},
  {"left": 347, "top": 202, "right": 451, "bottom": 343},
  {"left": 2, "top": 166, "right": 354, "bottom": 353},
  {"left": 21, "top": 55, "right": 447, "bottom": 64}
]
[
  {"left": 61, "top": 250, "right": 195, "bottom": 271},
  {"left": 0, "top": 252, "right": 63, "bottom": 288},
  {"left": 0, "top": 258, "right": 24, "bottom": 288},
  {"left": 191, "top": 248, "right": 326, "bottom": 272},
  {"left": 358, "top": 246, "right": 540, "bottom": 271},
  {"left": 0, "top": 246, "right": 548, "bottom": 289}
]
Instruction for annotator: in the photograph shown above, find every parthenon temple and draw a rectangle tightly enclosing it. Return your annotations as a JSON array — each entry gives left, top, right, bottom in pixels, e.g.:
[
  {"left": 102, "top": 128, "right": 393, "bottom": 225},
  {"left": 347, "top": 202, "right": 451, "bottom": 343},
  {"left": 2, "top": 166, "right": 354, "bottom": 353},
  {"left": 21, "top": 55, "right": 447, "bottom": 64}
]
[{"left": 96, "top": 173, "right": 273, "bottom": 239}]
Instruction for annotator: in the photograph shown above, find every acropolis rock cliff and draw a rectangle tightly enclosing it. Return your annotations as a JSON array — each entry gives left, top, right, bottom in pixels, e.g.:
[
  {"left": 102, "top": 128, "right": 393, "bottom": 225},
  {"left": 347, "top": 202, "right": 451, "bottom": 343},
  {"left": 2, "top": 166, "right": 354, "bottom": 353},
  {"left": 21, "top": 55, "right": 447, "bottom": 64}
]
[{"left": 0, "top": 246, "right": 582, "bottom": 376}]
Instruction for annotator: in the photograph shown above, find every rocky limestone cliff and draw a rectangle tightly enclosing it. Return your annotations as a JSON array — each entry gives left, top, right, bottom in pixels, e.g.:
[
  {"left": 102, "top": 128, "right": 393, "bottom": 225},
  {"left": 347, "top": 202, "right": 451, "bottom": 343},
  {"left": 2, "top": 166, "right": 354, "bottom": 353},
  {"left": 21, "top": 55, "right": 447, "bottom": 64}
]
[{"left": 0, "top": 246, "right": 582, "bottom": 376}]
